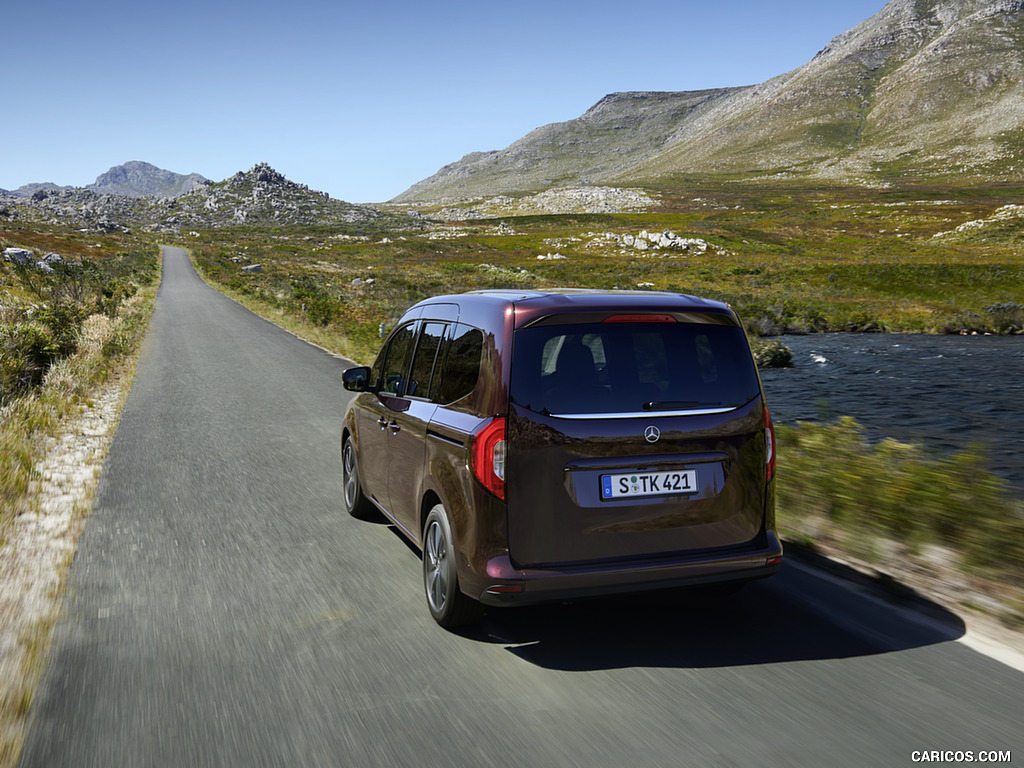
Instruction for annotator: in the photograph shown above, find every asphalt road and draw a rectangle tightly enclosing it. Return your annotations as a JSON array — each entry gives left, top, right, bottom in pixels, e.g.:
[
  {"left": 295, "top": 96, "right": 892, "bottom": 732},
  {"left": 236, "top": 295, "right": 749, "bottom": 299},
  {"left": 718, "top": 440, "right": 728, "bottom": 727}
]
[{"left": 20, "top": 247, "right": 1022, "bottom": 767}]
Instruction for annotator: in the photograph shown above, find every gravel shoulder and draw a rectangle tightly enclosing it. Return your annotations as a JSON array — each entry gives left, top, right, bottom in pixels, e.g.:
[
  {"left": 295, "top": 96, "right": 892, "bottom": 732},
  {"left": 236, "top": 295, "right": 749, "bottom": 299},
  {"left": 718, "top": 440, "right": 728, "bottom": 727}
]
[{"left": 0, "top": 370, "right": 130, "bottom": 762}]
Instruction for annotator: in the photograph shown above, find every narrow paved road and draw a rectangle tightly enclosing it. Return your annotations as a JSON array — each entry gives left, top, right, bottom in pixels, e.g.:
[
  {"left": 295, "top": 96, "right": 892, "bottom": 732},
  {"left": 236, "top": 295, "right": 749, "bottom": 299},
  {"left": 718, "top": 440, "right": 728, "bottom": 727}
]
[{"left": 20, "top": 247, "right": 1022, "bottom": 767}]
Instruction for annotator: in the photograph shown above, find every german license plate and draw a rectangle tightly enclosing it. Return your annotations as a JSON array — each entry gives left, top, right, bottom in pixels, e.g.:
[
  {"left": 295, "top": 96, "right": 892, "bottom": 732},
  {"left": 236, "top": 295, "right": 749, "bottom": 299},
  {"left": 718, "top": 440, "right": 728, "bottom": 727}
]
[{"left": 601, "top": 469, "right": 698, "bottom": 499}]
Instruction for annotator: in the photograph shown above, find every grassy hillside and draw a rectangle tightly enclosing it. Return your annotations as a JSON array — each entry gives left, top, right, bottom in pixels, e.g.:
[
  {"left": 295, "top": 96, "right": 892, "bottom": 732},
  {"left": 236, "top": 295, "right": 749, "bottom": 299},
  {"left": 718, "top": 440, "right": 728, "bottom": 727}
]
[{"left": 192, "top": 182, "right": 1024, "bottom": 365}]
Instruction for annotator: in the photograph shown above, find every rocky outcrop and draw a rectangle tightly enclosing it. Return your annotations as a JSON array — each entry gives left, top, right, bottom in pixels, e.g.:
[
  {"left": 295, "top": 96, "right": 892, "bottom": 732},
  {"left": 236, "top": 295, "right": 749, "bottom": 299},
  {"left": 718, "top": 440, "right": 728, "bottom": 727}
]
[
  {"left": 9, "top": 188, "right": 136, "bottom": 233},
  {"left": 2, "top": 247, "right": 76, "bottom": 273},
  {"left": 622, "top": 230, "right": 709, "bottom": 252},
  {"left": 426, "top": 186, "right": 658, "bottom": 219},
  {"left": 504, "top": 186, "right": 655, "bottom": 215},
  {"left": 161, "top": 163, "right": 386, "bottom": 229},
  {"left": 2, "top": 163, "right": 397, "bottom": 232}
]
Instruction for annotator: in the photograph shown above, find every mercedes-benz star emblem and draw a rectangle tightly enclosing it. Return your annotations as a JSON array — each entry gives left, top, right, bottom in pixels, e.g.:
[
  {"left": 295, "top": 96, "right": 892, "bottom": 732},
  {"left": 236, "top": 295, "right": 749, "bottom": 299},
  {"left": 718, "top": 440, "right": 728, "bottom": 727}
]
[{"left": 644, "top": 425, "right": 661, "bottom": 443}]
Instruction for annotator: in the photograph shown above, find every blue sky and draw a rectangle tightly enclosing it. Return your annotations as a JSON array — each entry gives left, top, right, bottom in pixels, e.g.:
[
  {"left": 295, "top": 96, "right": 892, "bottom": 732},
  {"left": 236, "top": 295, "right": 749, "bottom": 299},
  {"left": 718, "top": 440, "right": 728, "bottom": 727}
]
[{"left": 3, "top": 0, "right": 887, "bottom": 203}]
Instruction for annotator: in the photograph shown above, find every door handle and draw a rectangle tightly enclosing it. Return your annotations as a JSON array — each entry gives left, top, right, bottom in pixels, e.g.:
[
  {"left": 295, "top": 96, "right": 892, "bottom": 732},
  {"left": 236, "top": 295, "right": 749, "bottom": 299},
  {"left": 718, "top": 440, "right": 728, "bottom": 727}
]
[
  {"left": 388, "top": 421, "right": 401, "bottom": 435},
  {"left": 378, "top": 417, "right": 388, "bottom": 431}
]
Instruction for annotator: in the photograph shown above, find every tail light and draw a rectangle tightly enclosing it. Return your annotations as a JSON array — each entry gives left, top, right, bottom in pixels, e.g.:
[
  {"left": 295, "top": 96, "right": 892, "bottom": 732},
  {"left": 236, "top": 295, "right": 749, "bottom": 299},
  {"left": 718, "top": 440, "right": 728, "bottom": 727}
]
[
  {"left": 603, "top": 313, "right": 676, "bottom": 323},
  {"left": 472, "top": 417, "right": 506, "bottom": 500},
  {"left": 764, "top": 406, "right": 776, "bottom": 482}
]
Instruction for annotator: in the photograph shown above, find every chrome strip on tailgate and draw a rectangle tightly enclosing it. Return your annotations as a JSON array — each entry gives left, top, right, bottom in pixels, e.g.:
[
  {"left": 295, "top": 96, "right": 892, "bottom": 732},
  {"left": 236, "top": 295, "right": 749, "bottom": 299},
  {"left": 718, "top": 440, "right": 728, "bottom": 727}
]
[{"left": 550, "top": 406, "right": 737, "bottom": 420}]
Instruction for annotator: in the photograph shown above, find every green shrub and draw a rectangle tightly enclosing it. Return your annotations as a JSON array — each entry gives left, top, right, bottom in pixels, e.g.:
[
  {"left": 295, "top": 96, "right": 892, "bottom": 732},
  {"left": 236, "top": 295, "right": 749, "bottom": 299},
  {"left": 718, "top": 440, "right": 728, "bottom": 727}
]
[
  {"left": 984, "top": 302, "right": 1024, "bottom": 334},
  {"left": 0, "top": 323, "right": 58, "bottom": 400},
  {"left": 777, "top": 417, "right": 1024, "bottom": 578},
  {"left": 37, "top": 299, "right": 87, "bottom": 357},
  {"left": 291, "top": 279, "right": 342, "bottom": 326},
  {"left": 98, "top": 278, "right": 132, "bottom": 317},
  {"left": 749, "top": 337, "right": 793, "bottom": 368}
]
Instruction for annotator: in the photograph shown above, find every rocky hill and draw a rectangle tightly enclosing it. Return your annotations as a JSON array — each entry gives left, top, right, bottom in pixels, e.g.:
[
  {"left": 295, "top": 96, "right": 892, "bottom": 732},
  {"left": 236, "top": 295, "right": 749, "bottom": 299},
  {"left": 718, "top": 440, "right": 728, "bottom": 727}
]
[
  {"left": 395, "top": 0, "right": 1024, "bottom": 202},
  {"left": 0, "top": 163, "right": 398, "bottom": 232},
  {"left": 152, "top": 162, "right": 388, "bottom": 229},
  {"left": 6, "top": 182, "right": 76, "bottom": 198},
  {"left": 87, "top": 161, "right": 208, "bottom": 198}
]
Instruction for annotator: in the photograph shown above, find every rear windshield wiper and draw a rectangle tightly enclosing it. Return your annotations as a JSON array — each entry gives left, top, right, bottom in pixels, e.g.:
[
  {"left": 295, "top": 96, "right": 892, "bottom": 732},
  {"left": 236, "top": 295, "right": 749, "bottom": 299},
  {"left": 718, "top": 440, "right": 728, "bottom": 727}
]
[{"left": 643, "top": 401, "right": 722, "bottom": 411}]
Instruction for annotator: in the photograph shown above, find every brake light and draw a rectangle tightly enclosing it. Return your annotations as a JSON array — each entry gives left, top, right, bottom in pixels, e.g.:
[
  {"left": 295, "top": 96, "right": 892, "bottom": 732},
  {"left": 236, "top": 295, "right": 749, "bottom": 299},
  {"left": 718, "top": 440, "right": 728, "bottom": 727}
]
[
  {"left": 764, "top": 406, "right": 776, "bottom": 482},
  {"left": 472, "top": 417, "right": 506, "bottom": 500},
  {"left": 602, "top": 313, "right": 676, "bottom": 323}
]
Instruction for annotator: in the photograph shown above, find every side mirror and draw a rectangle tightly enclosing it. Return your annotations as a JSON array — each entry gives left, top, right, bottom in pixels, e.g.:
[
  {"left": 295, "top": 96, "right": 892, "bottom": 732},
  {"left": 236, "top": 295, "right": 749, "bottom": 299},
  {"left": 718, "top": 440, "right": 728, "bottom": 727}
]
[{"left": 342, "top": 366, "right": 372, "bottom": 392}]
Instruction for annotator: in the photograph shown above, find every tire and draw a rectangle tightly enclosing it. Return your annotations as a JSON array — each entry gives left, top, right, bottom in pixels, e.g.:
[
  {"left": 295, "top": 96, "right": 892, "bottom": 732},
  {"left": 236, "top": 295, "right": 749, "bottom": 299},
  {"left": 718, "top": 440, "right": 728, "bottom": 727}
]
[
  {"left": 342, "top": 435, "right": 375, "bottom": 520},
  {"left": 422, "top": 504, "right": 483, "bottom": 628}
]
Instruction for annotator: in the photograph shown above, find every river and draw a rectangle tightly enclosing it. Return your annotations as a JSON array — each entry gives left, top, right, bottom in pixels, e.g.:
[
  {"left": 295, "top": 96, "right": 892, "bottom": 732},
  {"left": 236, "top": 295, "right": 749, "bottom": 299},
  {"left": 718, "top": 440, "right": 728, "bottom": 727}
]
[{"left": 758, "top": 334, "right": 1024, "bottom": 495}]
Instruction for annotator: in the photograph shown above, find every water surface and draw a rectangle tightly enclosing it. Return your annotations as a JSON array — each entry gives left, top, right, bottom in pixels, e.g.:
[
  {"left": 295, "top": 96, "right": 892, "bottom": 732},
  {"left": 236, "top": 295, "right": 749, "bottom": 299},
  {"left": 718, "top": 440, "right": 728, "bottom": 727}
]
[{"left": 759, "top": 334, "right": 1024, "bottom": 493}]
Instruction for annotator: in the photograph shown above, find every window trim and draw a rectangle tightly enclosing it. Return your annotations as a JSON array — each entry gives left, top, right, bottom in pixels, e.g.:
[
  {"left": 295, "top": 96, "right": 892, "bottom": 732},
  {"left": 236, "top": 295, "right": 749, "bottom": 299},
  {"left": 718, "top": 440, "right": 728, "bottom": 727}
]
[
  {"left": 435, "top": 322, "right": 484, "bottom": 407},
  {"left": 376, "top": 321, "right": 418, "bottom": 397},
  {"left": 406, "top": 320, "right": 449, "bottom": 403}
]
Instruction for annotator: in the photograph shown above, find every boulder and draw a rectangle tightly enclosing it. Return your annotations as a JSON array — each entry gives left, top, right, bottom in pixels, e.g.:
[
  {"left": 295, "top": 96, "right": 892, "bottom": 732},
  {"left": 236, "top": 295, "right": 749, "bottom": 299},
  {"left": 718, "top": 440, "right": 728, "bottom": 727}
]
[
  {"left": 3, "top": 247, "right": 33, "bottom": 265},
  {"left": 241, "top": 264, "right": 263, "bottom": 273},
  {"left": 656, "top": 231, "right": 678, "bottom": 248}
]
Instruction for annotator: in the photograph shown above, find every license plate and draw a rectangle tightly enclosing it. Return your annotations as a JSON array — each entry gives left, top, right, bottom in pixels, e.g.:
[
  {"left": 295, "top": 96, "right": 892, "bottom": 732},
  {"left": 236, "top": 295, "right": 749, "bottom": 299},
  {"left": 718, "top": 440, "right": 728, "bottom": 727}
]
[{"left": 601, "top": 469, "right": 698, "bottom": 499}]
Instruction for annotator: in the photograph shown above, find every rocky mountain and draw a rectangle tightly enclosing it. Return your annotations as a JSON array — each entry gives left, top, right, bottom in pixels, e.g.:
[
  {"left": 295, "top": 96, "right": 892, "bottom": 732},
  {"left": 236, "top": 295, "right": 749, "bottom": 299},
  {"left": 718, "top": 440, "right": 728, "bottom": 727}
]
[
  {"left": 395, "top": 0, "right": 1024, "bottom": 202},
  {"left": 7, "top": 182, "right": 76, "bottom": 198},
  {"left": 0, "top": 163, "right": 401, "bottom": 232},
  {"left": 87, "top": 161, "right": 208, "bottom": 198}
]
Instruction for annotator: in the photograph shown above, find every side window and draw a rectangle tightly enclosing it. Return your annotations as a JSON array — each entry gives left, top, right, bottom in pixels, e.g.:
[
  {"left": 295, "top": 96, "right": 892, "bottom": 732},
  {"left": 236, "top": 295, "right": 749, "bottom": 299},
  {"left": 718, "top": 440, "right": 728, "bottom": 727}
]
[
  {"left": 581, "top": 333, "right": 609, "bottom": 386},
  {"left": 408, "top": 322, "right": 446, "bottom": 399},
  {"left": 378, "top": 323, "right": 416, "bottom": 396},
  {"left": 633, "top": 332, "right": 669, "bottom": 392},
  {"left": 694, "top": 333, "right": 719, "bottom": 384},
  {"left": 435, "top": 323, "right": 483, "bottom": 404},
  {"left": 540, "top": 336, "right": 564, "bottom": 376}
]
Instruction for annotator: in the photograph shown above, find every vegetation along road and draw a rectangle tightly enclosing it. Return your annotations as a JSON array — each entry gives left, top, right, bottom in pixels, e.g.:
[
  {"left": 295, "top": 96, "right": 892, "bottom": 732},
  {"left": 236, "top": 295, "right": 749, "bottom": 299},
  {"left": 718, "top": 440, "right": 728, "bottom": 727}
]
[{"left": 19, "top": 247, "right": 1022, "bottom": 767}]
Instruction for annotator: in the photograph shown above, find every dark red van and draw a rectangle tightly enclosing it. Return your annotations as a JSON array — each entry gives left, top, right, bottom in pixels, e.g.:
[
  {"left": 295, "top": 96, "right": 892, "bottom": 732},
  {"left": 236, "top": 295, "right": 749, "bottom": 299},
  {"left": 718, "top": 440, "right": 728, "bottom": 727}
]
[{"left": 342, "top": 290, "right": 781, "bottom": 627}]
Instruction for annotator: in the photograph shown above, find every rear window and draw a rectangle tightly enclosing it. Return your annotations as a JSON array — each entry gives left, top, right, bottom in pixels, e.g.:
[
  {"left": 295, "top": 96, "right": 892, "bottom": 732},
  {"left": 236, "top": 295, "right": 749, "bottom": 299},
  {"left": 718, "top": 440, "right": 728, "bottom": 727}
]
[{"left": 509, "top": 322, "right": 760, "bottom": 416}]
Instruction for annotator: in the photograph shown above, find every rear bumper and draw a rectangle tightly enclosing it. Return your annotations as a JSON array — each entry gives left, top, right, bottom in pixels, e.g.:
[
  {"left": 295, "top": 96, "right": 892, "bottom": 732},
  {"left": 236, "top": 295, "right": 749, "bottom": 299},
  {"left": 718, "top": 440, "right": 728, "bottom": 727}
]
[{"left": 470, "top": 532, "right": 783, "bottom": 607}]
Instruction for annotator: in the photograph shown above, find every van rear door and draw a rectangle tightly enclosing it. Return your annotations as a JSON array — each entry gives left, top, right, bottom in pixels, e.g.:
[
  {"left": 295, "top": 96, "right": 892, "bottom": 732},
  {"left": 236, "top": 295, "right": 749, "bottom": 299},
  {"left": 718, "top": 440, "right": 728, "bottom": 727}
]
[{"left": 506, "top": 316, "right": 768, "bottom": 568}]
